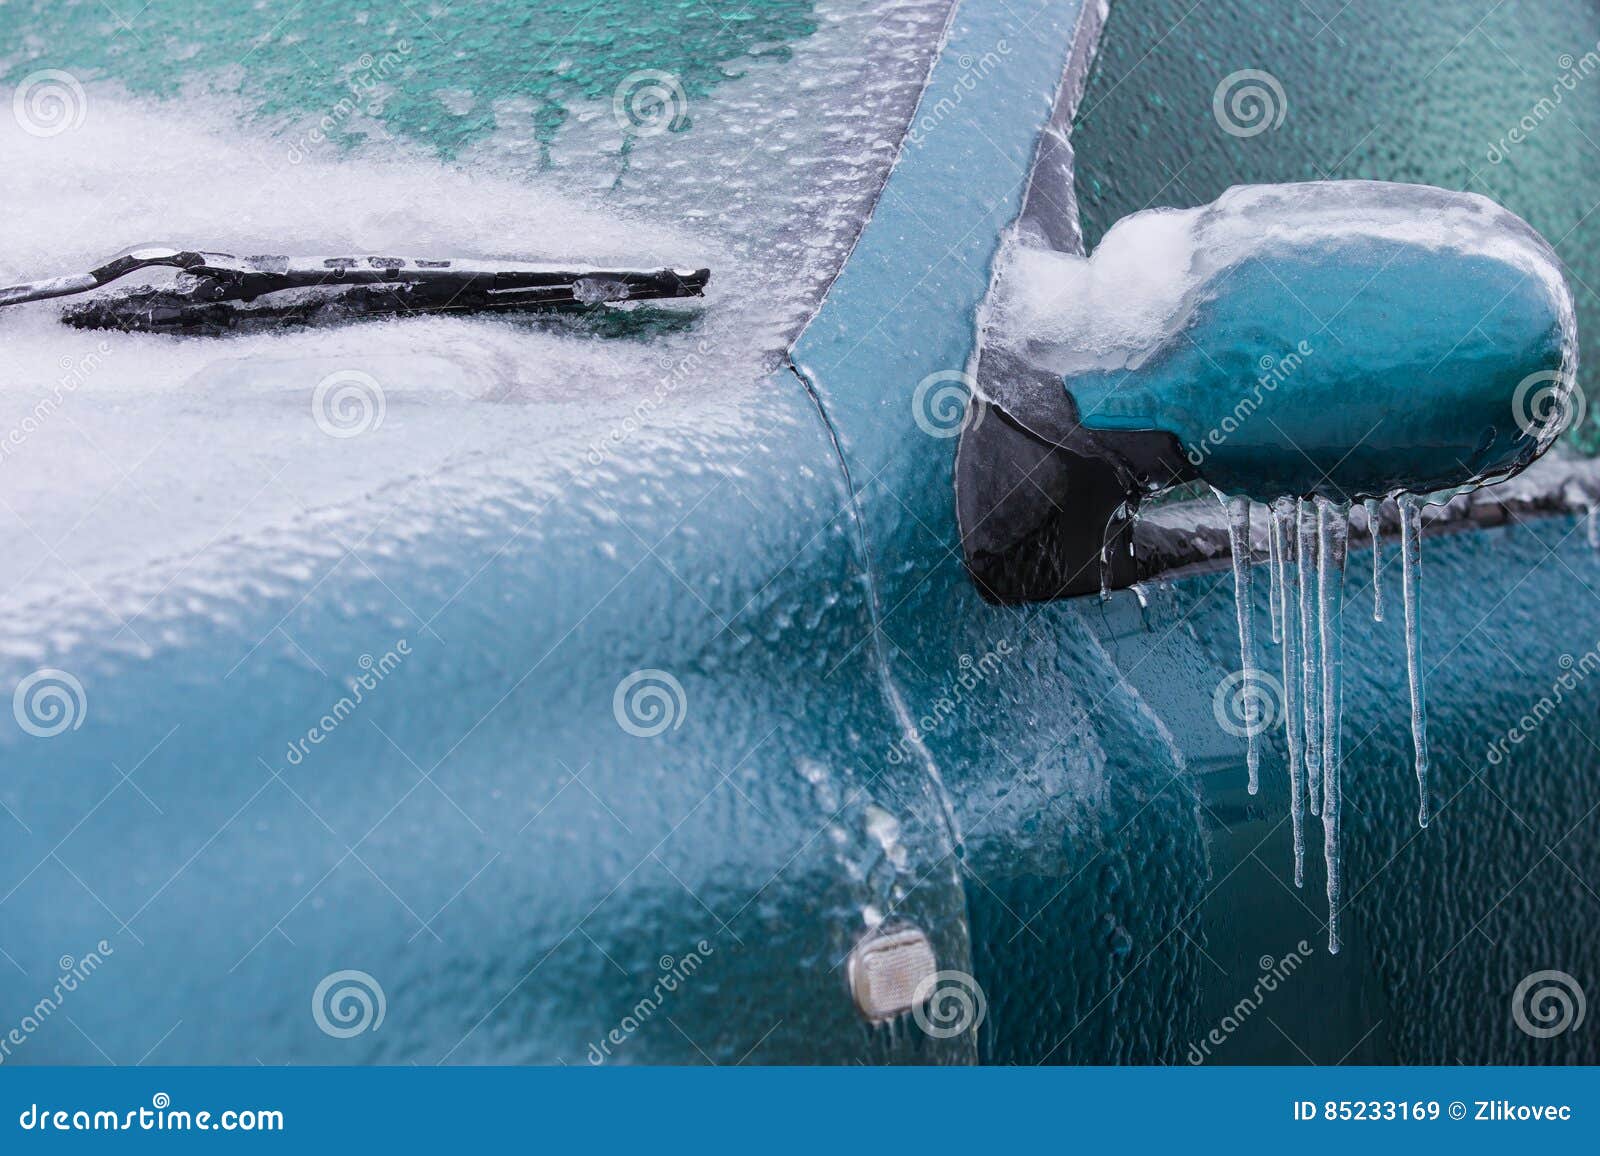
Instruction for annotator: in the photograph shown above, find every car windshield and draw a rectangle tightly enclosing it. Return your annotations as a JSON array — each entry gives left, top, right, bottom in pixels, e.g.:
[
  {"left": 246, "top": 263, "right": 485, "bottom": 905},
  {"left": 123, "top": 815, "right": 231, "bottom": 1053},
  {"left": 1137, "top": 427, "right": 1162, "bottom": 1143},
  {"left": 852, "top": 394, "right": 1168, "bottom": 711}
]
[
  {"left": 1, "top": 0, "right": 955, "bottom": 383},
  {"left": 0, "top": 0, "right": 955, "bottom": 617}
]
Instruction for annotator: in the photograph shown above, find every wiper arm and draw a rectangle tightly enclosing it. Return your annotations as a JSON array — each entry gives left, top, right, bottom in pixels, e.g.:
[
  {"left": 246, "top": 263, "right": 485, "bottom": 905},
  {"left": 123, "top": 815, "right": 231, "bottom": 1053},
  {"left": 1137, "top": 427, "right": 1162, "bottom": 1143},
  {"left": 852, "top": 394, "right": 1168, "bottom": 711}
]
[
  {"left": 0, "top": 247, "right": 212, "bottom": 308},
  {"left": 0, "top": 246, "right": 711, "bottom": 333}
]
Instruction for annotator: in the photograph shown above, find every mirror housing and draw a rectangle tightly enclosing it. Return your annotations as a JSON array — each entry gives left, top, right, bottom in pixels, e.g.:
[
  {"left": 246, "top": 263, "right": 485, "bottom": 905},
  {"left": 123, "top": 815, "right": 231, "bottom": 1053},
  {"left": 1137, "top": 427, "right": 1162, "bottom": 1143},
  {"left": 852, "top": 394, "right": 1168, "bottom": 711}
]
[{"left": 959, "top": 182, "right": 1578, "bottom": 602}]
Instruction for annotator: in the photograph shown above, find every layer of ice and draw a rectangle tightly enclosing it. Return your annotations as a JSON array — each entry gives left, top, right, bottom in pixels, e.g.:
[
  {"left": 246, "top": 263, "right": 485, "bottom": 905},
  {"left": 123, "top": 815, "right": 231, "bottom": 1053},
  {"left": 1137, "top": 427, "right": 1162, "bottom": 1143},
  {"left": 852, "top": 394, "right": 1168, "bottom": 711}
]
[
  {"left": 986, "top": 181, "right": 1578, "bottom": 507},
  {"left": 0, "top": 0, "right": 952, "bottom": 628},
  {"left": 992, "top": 180, "right": 1571, "bottom": 382},
  {"left": 1231, "top": 496, "right": 1437, "bottom": 952},
  {"left": 989, "top": 179, "right": 1576, "bottom": 951}
]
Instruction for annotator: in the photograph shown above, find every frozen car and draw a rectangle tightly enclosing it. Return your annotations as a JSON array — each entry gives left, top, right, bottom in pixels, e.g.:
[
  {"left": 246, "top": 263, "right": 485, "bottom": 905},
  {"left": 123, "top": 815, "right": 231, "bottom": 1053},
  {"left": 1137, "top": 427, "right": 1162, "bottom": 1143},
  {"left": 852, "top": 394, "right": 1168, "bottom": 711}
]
[{"left": 0, "top": 0, "right": 1594, "bottom": 1065}]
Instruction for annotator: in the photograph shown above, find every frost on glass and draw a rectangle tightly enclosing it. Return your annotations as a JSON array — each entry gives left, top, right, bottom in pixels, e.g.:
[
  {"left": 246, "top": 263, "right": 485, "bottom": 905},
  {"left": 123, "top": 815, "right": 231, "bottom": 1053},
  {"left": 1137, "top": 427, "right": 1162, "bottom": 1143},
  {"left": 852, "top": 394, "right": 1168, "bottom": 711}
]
[{"left": 0, "top": 0, "right": 954, "bottom": 644}]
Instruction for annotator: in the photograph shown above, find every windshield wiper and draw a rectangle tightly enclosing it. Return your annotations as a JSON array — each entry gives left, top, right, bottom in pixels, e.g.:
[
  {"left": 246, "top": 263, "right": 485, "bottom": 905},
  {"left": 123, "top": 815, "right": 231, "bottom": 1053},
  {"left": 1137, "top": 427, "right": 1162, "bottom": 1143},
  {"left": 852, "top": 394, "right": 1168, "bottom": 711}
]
[{"left": 0, "top": 247, "right": 710, "bottom": 335}]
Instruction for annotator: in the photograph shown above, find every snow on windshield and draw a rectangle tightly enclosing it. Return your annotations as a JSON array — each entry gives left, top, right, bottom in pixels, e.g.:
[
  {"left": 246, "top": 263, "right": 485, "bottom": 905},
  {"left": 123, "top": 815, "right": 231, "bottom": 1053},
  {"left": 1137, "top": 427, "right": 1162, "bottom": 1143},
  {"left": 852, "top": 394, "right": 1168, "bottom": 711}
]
[{"left": 0, "top": 0, "right": 954, "bottom": 628}]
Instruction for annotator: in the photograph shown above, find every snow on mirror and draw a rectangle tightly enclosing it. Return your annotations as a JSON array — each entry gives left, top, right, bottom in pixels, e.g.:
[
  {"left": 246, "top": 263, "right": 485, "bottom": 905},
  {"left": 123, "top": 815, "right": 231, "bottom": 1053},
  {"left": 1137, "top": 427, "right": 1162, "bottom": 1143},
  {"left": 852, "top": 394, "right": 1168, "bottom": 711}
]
[{"left": 989, "top": 181, "right": 1579, "bottom": 952}]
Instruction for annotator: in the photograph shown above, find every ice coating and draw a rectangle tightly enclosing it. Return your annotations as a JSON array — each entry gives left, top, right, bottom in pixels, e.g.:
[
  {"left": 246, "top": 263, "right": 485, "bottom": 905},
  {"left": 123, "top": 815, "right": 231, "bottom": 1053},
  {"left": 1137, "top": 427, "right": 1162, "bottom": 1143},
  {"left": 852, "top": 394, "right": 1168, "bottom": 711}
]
[
  {"left": 1271, "top": 499, "right": 1306, "bottom": 888},
  {"left": 0, "top": 96, "right": 722, "bottom": 398},
  {"left": 1316, "top": 499, "right": 1349, "bottom": 954},
  {"left": 987, "top": 181, "right": 1578, "bottom": 504},
  {"left": 0, "top": 0, "right": 952, "bottom": 630},
  {"left": 1365, "top": 498, "right": 1385, "bottom": 622},
  {"left": 993, "top": 180, "right": 1573, "bottom": 381},
  {"left": 994, "top": 207, "right": 1199, "bottom": 377},
  {"left": 1400, "top": 497, "right": 1432, "bottom": 829},
  {"left": 1297, "top": 501, "right": 1322, "bottom": 816},
  {"left": 1229, "top": 495, "right": 1444, "bottom": 949},
  {"left": 990, "top": 179, "right": 1579, "bottom": 948},
  {"left": 1222, "top": 493, "right": 1259, "bottom": 793},
  {"left": 1267, "top": 515, "right": 1284, "bottom": 645}
]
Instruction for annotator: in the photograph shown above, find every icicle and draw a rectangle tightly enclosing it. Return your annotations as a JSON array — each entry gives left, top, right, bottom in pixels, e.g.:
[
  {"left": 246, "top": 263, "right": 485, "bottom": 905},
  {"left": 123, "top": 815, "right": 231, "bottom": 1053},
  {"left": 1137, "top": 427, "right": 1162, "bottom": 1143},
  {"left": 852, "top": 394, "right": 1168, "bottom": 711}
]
[
  {"left": 1317, "top": 498, "right": 1349, "bottom": 954},
  {"left": 1317, "top": 502, "right": 1345, "bottom": 813},
  {"left": 1400, "top": 496, "right": 1431, "bottom": 829},
  {"left": 1365, "top": 498, "right": 1384, "bottom": 622},
  {"left": 1221, "top": 493, "right": 1259, "bottom": 794},
  {"left": 1296, "top": 499, "right": 1322, "bottom": 815},
  {"left": 1273, "top": 500, "right": 1305, "bottom": 887},
  {"left": 1267, "top": 515, "right": 1284, "bottom": 645},
  {"left": 1099, "top": 501, "right": 1128, "bottom": 602},
  {"left": 1587, "top": 501, "right": 1599, "bottom": 550}
]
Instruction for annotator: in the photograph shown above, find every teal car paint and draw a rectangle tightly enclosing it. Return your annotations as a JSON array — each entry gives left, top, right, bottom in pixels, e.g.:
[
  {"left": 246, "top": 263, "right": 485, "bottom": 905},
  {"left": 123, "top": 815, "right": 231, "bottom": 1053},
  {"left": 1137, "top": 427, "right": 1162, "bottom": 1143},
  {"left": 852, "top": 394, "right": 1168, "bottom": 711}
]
[
  {"left": 0, "top": 0, "right": 1596, "bottom": 1068},
  {"left": 1060, "top": 183, "right": 1577, "bottom": 503}
]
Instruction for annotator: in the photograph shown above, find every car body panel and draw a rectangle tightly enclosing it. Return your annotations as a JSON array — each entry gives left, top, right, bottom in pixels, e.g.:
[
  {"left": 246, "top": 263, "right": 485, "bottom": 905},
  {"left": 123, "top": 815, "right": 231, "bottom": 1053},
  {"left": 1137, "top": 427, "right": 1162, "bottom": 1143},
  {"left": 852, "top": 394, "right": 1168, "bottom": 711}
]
[{"left": 0, "top": 0, "right": 1595, "bottom": 1068}]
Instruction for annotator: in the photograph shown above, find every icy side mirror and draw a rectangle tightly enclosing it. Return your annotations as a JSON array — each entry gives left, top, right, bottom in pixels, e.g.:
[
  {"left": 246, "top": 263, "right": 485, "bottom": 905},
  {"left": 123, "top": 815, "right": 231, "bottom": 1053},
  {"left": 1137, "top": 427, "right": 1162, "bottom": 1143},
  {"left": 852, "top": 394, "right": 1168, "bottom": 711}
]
[{"left": 958, "top": 181, "right": 1578, "bottom": 602}]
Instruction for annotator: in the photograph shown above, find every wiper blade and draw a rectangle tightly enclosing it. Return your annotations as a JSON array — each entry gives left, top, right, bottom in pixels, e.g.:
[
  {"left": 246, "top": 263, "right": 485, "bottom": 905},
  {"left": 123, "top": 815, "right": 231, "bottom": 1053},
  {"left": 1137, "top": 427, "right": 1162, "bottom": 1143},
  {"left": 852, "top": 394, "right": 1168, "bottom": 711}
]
[{"left": 0, "top": 247, "right": 711, "bottom": 334}]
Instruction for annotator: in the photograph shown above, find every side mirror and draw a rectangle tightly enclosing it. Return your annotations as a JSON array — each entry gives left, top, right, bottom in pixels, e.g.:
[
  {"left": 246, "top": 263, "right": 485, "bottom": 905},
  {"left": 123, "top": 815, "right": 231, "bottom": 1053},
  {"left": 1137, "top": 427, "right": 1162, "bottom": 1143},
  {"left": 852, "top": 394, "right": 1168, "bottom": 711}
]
[{"left": 959, "top": 181, "right": 1577, "bottom": 601}]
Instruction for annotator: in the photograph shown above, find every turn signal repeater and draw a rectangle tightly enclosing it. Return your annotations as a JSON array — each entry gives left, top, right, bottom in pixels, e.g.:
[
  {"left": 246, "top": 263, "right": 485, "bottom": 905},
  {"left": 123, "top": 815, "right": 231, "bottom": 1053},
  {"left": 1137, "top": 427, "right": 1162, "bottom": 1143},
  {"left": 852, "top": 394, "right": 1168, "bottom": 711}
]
[{"left": 848, "top": 924, "right": 939, "bottom": 1023}]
